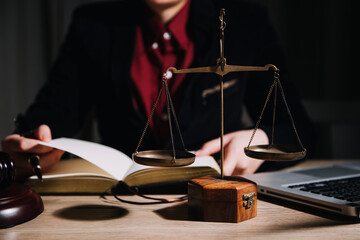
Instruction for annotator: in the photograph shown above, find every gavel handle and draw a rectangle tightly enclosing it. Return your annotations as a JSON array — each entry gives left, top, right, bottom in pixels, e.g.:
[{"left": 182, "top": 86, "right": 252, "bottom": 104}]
[{"left": 0, "top": 151, "right": 16, "bottom": 189}]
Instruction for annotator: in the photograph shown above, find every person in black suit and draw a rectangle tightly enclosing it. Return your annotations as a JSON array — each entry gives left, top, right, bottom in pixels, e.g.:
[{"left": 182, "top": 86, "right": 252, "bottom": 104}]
[{"left": 2, "top": 0, "right": 315, "bottom": 180}]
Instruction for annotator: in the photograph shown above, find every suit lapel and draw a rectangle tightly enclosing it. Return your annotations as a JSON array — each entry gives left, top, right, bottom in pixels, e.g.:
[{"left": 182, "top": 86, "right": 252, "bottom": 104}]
[
  {"left": 111, "top": 25, "right": 136, "bottom": 94},
  {"left": 110, "top": 1, "right": 145, "bottom": 120}
]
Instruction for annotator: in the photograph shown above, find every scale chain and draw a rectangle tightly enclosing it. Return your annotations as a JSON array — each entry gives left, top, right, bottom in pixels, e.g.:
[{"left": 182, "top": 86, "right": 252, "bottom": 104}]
[
  {"left": 247, "top": 70, "right": 305, "bottom": 150},
  {"left": 275, "top": 72, "right": 305, "bottom": 149},
  {"left": 163, "top": 80, "right": 187, "bottom": 151},
  {"left": 247, "top": 75, "right": 277, "bottom": 148},
  {"left": 164, "top": 80, "right": 176, "bottom": 161},
  {"left": 271, "top": 78, "right": 278, "bottom": 146},
  {"left": 135, "top": 73, "right": 188, "bottom": 157},
  {"left": 134, "top": 79, "right": 165, "bottom": 153}
]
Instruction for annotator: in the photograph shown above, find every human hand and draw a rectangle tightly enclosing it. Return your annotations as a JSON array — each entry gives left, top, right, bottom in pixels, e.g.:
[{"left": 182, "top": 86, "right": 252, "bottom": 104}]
[
  {"left": 195, "top": 129, "right": 268, "bottom": 175},
  {"left": 1, "top": 124, "right": 64, "bottom": 181}
]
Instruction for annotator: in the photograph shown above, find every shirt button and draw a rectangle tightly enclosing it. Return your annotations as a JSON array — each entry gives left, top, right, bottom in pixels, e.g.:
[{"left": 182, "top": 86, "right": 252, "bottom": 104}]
[
  {"left": 151, "top": 42, "right": 159, "bottom": 50},
  {"left": 161, "top": 113, "right": 168, "bottom": 121},
  {"left": 163, "top": 32, "right": 171, "bottom": 40}
]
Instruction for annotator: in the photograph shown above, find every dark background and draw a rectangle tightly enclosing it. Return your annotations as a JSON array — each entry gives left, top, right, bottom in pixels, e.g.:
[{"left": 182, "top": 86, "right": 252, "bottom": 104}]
[
  {"left": 0, "top": 0, "right": 359, "bottom": 158},
  {"left": 257, "top": 0, "right": 359, "bottom": 158}
]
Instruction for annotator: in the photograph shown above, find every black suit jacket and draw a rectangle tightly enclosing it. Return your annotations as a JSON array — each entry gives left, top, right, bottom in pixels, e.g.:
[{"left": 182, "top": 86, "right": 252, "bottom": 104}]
[{"left": 23, "top": 0, "right": 315, "bottom": 171}]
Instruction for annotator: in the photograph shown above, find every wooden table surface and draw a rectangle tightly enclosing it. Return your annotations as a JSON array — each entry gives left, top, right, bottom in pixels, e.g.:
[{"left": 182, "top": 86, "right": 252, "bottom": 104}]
[{"left": 1, "top": 159, "right": 359, "bottom": 240}]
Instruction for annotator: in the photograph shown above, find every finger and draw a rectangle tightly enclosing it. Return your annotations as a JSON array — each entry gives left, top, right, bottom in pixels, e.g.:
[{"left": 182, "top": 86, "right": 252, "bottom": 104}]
[
  {"left": 33, "top": 124, "right": 52, "bottom": 142},
  {"left": 2, "top": 134, "right": 53, "bottom": 154},
  {"left": 232, "top": 159, "right": 264, "bottom": 175},
  {"left": 39, "top": 149, "right": 64, "bottom": 172},
  {"left": 223, "top": 142, "right": 242, "bottom": 175},
  {"left": 11, "top": 149, "right": 64, "bottom": 181},
  {"left": 195, "top": 138, "right": 221, "bottom": 156},
  {"left": 195, "top": 134, "right": 233, "bottom": 156},
  {"left": 9, "top": 149, "right": 62, "bottom": 170}
]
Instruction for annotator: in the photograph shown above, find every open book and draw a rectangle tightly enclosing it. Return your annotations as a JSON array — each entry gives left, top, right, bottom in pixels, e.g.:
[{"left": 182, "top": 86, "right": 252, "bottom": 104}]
[{"left": 25, "top": 138, "right": 220, "bottom": 194}]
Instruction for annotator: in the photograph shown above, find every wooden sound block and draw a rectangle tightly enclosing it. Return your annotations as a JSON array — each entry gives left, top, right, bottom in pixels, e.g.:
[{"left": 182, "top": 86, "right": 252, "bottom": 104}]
[
  {"left": 188, "top": 176, "right": 257, "bottom": 223},
  {"left": 0, "top": 183, "right": 44, "bottom": 228}
]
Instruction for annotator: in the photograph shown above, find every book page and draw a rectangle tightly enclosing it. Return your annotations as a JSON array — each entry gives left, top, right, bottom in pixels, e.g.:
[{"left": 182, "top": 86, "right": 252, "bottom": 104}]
[
  {"left": 29, "top": 158, "right": 115, "bottom": 179},
  {"left": 39, "top": 138, "right": 133, "bottom": 180}
]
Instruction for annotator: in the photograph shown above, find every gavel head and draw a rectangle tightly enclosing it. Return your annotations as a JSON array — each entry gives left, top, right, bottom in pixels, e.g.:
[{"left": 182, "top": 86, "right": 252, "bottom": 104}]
[
  {"left": 0, "top": 151, "right": 44, "bottom": 228},
  {"left": 0, "top": 152, "right": 15, "bottom": 189}
]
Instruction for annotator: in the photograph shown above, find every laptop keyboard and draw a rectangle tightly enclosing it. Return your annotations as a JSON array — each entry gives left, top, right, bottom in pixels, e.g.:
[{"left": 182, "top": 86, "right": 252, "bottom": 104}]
[{"left": 288, "top": 176, "right": 360, "bottom": 202}]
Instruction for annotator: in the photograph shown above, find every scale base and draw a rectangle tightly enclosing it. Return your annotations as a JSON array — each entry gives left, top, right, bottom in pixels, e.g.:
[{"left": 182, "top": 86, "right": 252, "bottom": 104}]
[
  {"left": 0, "top": 183, "right": 44, "bottom": 228},
  {"left": 188, "top": 176, "right": 257, "bottom": 223}
]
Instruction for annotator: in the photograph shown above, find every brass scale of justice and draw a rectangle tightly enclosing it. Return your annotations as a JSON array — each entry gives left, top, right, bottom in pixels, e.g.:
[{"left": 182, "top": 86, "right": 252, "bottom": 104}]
[{"left": 132, "top": 8, "right": 306, "bottom": 178}]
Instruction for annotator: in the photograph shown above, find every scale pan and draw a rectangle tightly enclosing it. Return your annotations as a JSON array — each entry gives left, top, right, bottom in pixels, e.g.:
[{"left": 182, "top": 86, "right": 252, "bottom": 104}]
[
  {"left": 244, "top": 144, "right": 306, "bottom": 161},
  {"left": 132, "top": 150, "right": 195, "bottom": 167}
]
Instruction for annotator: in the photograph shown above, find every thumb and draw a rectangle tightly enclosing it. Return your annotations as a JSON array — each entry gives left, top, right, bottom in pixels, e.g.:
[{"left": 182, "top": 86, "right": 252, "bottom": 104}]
[
  {"left": 33, "top": 124, "right": 52, "bottom": 142},
  {"left": 195, "top": 134, "right": 234, "bottom": 156}
]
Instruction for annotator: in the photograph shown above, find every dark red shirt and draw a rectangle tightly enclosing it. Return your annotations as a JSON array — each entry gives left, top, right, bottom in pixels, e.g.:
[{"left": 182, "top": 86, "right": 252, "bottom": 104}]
[{"left": 131, "top": 0, "right": 194, "bottom": 142}]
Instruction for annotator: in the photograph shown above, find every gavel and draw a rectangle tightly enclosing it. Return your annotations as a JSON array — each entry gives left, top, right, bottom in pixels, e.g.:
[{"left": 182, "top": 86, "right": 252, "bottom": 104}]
[
  {"left": 0, "top": 151, "right": 43, "bottom": 228},
  {"left": 0, "top": 152, "right": 16, "bottom": 189}
]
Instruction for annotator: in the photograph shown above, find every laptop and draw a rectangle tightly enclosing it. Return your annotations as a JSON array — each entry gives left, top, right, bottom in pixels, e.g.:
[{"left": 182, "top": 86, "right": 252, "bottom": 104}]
[{"left": 243, "top": 161, "right": 360, "bottom": 218}]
